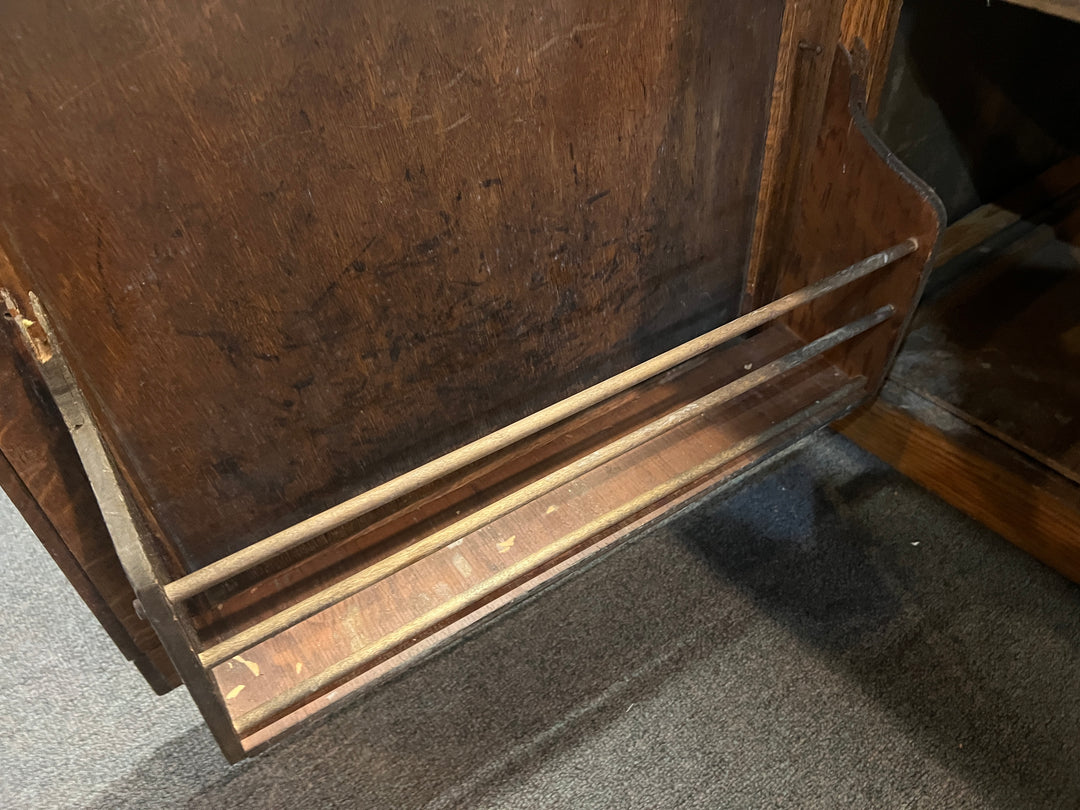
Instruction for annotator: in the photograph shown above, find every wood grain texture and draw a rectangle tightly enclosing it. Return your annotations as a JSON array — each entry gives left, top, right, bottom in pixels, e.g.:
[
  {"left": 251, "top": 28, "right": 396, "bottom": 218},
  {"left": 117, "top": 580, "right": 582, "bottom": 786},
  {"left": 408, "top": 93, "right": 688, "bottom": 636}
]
[
  {"left": 246, "top": 367, "right": 860, "bottom": 754},
  {"left": 839, "top": 0, "right": 903, "bottom": 118},
  {"left": 744, "top": 0, "right": 848, "bottom": 310},
  {"left": 999, "top": 0, "right": 1080, "bottom": 23},
  {"left": 774, "top": 47, "right": 944, "bottom": 391},
  {"left": 169, "top": 239, "right": 913, "bottom": 602},
  {"left": 0, "top": 0, "right": 785, "bottom": 574},
  {"left": 190, "top": 321, "right": 850, "bottom": 644},
  {"left": 0, "top": 250, "right": 178, "bottom": 691},
  {"left": 838, "top": 165, "right": 1080, "bottom": 583},
  {"left": 201, "top": 325, "right": 864, "bottom": 741},
  {"left": 199, "top": 306, "right": 890, "bottom": 668},
  {"left": 837, "top": 382, "right": 1080, "bottom": 584},
  {"left": 891, "top": 196, "right": 1080, "bottom": 486}
]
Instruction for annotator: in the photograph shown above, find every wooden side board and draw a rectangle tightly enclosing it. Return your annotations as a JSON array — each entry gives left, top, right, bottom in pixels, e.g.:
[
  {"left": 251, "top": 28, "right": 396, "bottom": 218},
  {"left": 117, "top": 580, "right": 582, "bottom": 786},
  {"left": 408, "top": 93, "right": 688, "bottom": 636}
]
[
  {"left": 0, "top": 247, "right": 178, "bottom": 690},
  {"left": 774, "top": 48, "right": 943, "bottom": 391},
  {"left": 838, "top": 382, "right": 1080, "bottom": 583},
  {"left": 838, "top": 157, "right": 1080, "bottom": 583},
  {"left": 744, "top": 0, "right": 912, "bottom": 311}
]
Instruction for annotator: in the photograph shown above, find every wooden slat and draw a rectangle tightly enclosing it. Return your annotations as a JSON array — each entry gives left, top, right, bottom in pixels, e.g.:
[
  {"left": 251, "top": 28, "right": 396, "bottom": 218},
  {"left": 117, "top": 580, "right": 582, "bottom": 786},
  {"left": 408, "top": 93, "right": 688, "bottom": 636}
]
[
  {"left": 209, "top": 324, "right": 866, "bottom": 743},
  {"left": 744, "top": 0, "right": 848, "bottom": 310},
  {"left": 168, "top": 241, "right": 914, "bottom": 602},
  {"left": 245, "top": 359, "right": 864, "bottom": 753},
  {"left": 235, "top": 380, "right": 865, "bottom": 736},
  {"left": 198, "top": 306, "right": 892, "bottom": 668},
  {"left": 0, "top": 250, "right": 179, "bottom": 691},
  {"left": 772, "top": 47, "right": 944, "bottom": 391},
  {"left": 195, "top": 318, "right": 845, "bottom": 642}
]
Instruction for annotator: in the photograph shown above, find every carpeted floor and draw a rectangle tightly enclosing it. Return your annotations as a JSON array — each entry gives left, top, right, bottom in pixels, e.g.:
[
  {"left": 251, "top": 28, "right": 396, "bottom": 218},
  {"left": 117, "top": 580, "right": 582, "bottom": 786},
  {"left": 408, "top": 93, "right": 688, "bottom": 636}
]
[{"left": 2, "top": 431, "right": 1079, "bottom": 809}]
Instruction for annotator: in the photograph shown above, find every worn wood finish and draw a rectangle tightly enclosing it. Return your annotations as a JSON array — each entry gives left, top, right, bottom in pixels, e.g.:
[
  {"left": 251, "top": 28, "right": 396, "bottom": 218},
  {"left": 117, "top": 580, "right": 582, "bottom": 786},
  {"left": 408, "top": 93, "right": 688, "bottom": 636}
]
[
  {"left": 0, "top": 251, "right": 178, "bottom": 691},
  {"left": 891, "top": 207, "right": 1080, "bottom": 486},
  {"left": 0, "top": 5, "right": 946, "bottom": 759},
  {"left": 236, "top": 379, "right": 866, "bottom": 737},
  {"left": 5, "top": 292, "right": 246, "bottom": 760},
  {"left": 207, "top": 324, "right": 866, "bottom": 743},
  {"left": 200, "top": 306, "right": 892, "bottom": 668},
  {"left": 1000, "top": 0, "right": 1080, "bottom": 23},
  {"left": 0, "top": 0, "right": 785, "bottom": 575},
  {"left": 838, "top": 164, "right": 1080, "bottom": 582},
  {"left": 191, "top": 313, "right": 857, "bottom": 648},
  {"left": 774, "top": 48, "right": 943, "bottom": 391},
  {"left": 744, "top": 0, "right": 847, "bottom": 310},
  {"left": 837, "top": 382, "right": 1080, "bottom": 584},
  {"left": 169, "top": 240, "right": 914, "bottom": 602},
  {"left": 245, "top": 365, "right": 866, "bottom": 753},
  {"left": 839, "top": 0, "right": 903, "bottom": 118}
]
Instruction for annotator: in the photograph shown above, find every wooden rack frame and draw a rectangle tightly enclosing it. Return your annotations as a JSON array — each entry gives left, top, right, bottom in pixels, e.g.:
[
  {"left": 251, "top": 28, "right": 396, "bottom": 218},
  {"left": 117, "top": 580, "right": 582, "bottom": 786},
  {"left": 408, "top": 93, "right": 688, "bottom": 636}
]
[
  {"left": 4, "top": 247, "right": 909, "bottom": 759},
  {"left": 0, "top": 38, "right": 943, "bottom": 761}
]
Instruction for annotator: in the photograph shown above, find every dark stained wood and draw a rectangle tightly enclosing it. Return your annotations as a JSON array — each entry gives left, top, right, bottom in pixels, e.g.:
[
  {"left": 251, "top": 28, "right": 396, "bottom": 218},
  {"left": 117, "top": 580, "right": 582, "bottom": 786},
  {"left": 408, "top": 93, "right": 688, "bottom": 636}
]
[
  {"left": 0, "top": 0, "right": 785, "bottom": 575},
  {"left": 773, "top": 47, "right": 944, "bottom": 390},
  {"left": 0, "top": 249, "right": 178, "bottom": 692},
  {"left": 169, "top": 240, "right": 913, "bottom": 604},
  {"left": 206, "top": 324, "right": 866, "bottom": 746},
  {"left": 891, "top": 200, "right": 1080, "bottom": 486},
  {"left": 0, "top": 4, "right": 947, "bottom": 759},
  {"left": 838, "top": 162, "right": 1080, "bottom": 583},
  {"left": 191, "top": 46, "right": 945, "bottom": 749},
  {"left": 839, "top": 0, "right": 903, "bottom": 118},
  {"left": 837, "top": 382, "right": 1080, "bottom": 584},
  {"left": 744, "top": 0, "right": 848, "bottom": 310},
  {"left": 191, "top": 315, "right": 870, "bottom": 647}
]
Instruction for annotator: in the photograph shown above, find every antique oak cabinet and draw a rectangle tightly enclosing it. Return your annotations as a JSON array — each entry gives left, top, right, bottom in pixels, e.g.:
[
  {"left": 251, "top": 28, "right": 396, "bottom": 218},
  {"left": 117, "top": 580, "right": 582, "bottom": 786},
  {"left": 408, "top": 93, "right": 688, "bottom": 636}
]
[{"left": 0, "top": 1, "right": 941, "bottom": 759}]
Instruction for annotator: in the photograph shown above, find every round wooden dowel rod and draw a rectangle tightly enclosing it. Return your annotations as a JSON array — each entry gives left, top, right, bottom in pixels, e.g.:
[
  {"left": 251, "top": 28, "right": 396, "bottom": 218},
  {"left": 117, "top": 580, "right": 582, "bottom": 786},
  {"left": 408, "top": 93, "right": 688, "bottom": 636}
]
[
  {"left": 167, "top": 239, "right": 915, "bottom": 602},
  {"left": 200, "top": 306, "right": 893, "bottom": 669},
  {"left": 232, "top": 379, "right": 865, "bottom": 737}
]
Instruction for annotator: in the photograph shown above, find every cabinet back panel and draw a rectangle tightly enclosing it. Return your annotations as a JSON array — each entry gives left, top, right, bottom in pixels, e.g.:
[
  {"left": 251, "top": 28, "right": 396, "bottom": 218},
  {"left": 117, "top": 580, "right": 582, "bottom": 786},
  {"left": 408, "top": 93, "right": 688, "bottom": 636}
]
[{"left": 0, "top": 0, "right": 784, "bottom": 570}]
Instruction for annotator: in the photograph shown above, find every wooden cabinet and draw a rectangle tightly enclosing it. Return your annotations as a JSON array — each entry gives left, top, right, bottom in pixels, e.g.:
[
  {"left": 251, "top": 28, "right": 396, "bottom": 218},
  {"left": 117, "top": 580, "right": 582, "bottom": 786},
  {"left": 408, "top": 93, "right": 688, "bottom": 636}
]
[{"left": 0, "top": 1, "right": 940, "bottom": 760}]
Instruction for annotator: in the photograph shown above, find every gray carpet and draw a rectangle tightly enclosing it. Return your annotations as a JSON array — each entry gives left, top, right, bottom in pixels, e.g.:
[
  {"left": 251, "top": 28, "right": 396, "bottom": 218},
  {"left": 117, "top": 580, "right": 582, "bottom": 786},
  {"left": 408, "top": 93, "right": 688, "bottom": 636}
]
[{"left": 2, "top": 431, "right": 1079, "bottom": 809}]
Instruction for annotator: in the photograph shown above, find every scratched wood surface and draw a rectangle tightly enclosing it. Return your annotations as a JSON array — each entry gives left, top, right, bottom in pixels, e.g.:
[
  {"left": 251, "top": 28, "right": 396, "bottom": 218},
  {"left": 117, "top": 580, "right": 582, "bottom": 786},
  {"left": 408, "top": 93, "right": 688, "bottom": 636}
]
[
  {"left": 0, "top": 0, "right": 785, "bottom": 575},
  {"left": 839, "top": 0, "right": 902, "bottom": 119},
  {"left": 744, "top": 0, "right": 847, "bottom": 311},
  {"left": 192, "top": 321, "right": 842, "bottom": 639},
  {"left": 773, "top": 48, "right": 944, "bottom": 391},
  {"left": 207, "top": 325, "right": 861, "bottom": 738},
  {"left": 0, "top": 247, "right": 178, "bottom": 690},
  {"left": 891, "top": 195, "right": 1080, "bottom": 485}
]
